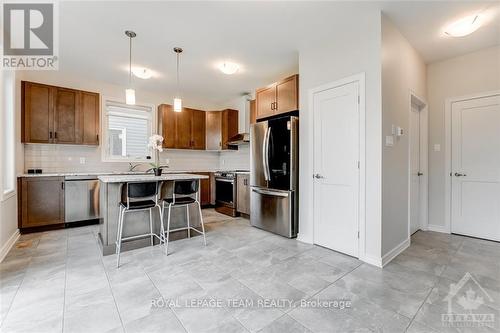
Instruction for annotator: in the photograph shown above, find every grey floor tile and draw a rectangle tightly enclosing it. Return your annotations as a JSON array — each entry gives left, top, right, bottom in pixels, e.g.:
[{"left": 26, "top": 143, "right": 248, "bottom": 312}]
[
  {"left": 173, "top": 306, "right": 247, "bottom": 333},
  {"left": 63, "top": 287, "right": 123, "bottom": 333},
  {"left": 123, "top": 307, "right": 186, "bottom": 333},
  {"left": 258, "top": 314, "right": 312, "bottom": 333}
]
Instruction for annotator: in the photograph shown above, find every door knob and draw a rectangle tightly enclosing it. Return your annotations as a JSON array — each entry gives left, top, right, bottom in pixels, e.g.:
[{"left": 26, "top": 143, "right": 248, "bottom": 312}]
[
  {"left": 417, "top": 172, "right": 424, "bottom": 176},
  {"left": 454, "top": 172, "right": 467, "bottom": 177},
  {"left": 313, "top": 174, "right": 324, "bottom": 179}
]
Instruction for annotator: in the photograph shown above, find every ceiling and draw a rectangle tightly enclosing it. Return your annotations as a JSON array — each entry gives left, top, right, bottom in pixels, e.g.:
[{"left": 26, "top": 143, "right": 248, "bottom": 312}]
[{"left": 55, "top": 1, "right": 499, "bottom": 109}]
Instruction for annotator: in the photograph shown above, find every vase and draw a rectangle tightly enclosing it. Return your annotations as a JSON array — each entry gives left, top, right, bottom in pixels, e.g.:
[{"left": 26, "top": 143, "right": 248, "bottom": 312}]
[{"left": 154, "top": 168, "right": 163, "bottom": 176}]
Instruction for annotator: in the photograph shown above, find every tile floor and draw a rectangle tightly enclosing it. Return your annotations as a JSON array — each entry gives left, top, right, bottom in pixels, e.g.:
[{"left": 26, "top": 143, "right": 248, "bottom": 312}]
[{"left": 0, "top": 209, "right": 499, "bottom": 333}]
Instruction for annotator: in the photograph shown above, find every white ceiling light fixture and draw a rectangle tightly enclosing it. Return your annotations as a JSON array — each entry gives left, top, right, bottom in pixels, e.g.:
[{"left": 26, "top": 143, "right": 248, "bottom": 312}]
[
  {"left": 125, "top": 30, "right": 136, "bottom": 105},
  {"left": 444, "top": 14, "right": 482, "bottom": 37},
  {"left": 218, "top": 61, "right": 239, "bottom": 75},
  {"left": 173, "top": 47, "right": 183, "bottom": 112},
  {"left": 132, "top": 67, "right": 153, "bottom": 79}
]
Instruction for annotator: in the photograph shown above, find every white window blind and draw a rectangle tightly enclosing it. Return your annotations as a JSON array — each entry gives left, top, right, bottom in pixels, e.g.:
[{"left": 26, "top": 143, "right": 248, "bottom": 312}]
[{"left": 103, "top": 101, "right": 153, "bottom": 161}]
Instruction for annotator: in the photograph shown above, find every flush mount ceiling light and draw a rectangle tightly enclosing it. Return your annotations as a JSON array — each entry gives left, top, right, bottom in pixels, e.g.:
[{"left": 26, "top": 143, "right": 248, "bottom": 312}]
[
  {"left": 173, "top": 47, "right": 183, "bottom": 112},
  {"left": 218, "top": 61, "right": 239, "bottom": 75},
  {"left": 132, "top": 67, "right": 153, "bottom": 79},
  {"left": 444, "top": 14, "right": 482, "bottom": 37},
  {"left": 124, "top": 30, "right": 136, "bottom": 105}
]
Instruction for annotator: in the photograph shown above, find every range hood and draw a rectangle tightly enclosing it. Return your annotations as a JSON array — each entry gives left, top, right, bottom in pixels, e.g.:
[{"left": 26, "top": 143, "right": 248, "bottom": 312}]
[{"left": 227, "top": 133, "right": 250, "bottom": 146}]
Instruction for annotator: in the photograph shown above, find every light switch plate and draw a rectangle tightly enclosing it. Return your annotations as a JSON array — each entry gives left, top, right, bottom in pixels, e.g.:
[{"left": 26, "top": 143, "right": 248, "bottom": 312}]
[
  {"left": 79, "top": 157, "right": 86, "bottom": 164},
  {"left": 385, "top": 136, "right": 394, "bottom": 147}
]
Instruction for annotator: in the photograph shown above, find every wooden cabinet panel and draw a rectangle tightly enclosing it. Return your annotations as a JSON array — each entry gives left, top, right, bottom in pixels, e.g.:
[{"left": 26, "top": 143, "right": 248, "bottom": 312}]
[
  {"left": 256, "top": 85, "right": 276, "bottom": 119},
  {"left": 159, "top": 104, "right": 176, "bottom": 148},
  {"left": 199, "top": 172, "right": 211, "bottom": 206},
  {"left": 19, "top": 177, "right": 65, "bottom": 228},
  {"left": 276, "top": 75, "right": 298, "bottom": 114},
  {"left": 176, "top": 108, "right": 193, "bottom": 149},
  {"left": 54, "top": 87, "right": 79, "bottom": 144},
  {"left": 205, "top": 111, "right": 222, "bottom": 150},
  {"left": 22, "top": 81, "right": 100, "bottom": 145},
  {"left": 221, "top": 109, "right": 239, "bottom": 150},
  {"left": 22, "top": 81, "right": 53, "bottom": 143},
  {"left": 236, "top": 174, "right": 250, "bottom": 215},
  {"left": 191, "top": 110, "right": 206, "bottom": 150},
  {"left": 249, "top": 99, "right": 256, "bottom": 125},
  {"left": 81, "top": 91, "right": 100, "bottom": 145}
]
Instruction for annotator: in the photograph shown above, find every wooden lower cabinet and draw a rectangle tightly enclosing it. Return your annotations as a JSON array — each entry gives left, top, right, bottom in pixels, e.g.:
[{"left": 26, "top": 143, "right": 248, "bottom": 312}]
[
  {"left": 236, "top": 174, "right": 250, "bottom": 215},
  {"left": 18, "top": 177, "right": 65, "bottom": 230}
]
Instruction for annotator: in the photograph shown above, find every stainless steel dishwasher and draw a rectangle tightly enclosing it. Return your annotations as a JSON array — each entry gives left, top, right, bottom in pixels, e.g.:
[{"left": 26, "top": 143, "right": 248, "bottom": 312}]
[{"left": 64, "top": 175, "right": 101, "bottom": 223}]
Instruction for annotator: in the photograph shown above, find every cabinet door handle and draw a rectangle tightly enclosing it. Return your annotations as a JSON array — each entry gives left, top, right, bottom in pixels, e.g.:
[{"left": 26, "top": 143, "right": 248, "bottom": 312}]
[
  {"left": 274, "top": 102, "right": 278, "bottom": 111},
  {"left": 61, "top": 182, "right": 65, "bottom": 190},
  {"left": 270, "top": 102, "right": 274, "bottom": 110},
  {"left": 54, "top": 132, "right": 58, "bottom": 139},
  {"left": 96, "top": 134, "right": 99, "bottom": 142},
  {"left": 49, "top": 131, "right": 53, "bottom": 139}
]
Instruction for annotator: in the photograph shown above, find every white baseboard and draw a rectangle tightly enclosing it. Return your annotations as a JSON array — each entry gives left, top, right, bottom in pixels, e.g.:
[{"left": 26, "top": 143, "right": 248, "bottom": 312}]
[
  {"left": 360, "top": 254, "right": 383, "bottom": 268},
  {"left": 0, "top": 229, "right": 20, "bottom": 263},
  {"left": 381, "top": 237, "right": 410, "bottom": 267},
  {"left": 425, "top": 224, "right": 450, "bottom": 234}
]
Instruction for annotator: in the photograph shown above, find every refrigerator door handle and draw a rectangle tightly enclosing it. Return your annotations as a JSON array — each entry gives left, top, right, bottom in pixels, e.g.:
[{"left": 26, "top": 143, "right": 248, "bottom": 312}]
[
  {"left": 263, "top": 127, "right": 271, "bottom": 181},
  {"left": 251, "top": 188, "right": 289, "bottom": 197}
]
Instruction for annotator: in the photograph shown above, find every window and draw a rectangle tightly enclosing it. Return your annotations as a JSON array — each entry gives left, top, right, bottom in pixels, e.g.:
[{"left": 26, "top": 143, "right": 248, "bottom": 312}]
[
  {"left": 103, "top": 100, "right": 154, "bottom": 162},
  {"left": 1, "top": 70, "right": 16, "bottom": 198}
]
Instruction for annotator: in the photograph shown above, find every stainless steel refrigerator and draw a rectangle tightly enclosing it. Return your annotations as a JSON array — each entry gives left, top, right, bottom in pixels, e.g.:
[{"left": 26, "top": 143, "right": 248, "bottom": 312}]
[{"left": 250, "top": 116, "right": 298, "bottom": 238}]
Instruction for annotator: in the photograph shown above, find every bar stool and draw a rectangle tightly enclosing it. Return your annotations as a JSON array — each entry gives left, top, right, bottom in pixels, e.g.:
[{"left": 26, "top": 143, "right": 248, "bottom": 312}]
[
  {"left": 116, "top": 181, "right": 162, "bottom": 267},
  {"left": 160, "top": 180, "right": 206, "bottom": 255}
]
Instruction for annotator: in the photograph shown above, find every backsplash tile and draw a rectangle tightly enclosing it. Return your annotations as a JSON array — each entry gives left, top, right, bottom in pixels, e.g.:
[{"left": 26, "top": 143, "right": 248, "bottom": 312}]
[{"left": 24, "top": 144, "right": 249, "bottom": 173}]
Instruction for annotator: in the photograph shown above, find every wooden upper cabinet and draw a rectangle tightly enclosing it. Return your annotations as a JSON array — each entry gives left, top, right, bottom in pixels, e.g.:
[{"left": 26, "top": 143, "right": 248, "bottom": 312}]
[
  {"left": 255, "top": 74, "right": 299, "bottom": 120},
  {"left": 205, "top": 111, "right": 222, "bottom": 150},
  {"left": 221, "top": 109, "right": 238, "bottom": 150},
  {"left": 54, "top": 87, "right": 79, "bottom": 144},
  {"left": 249, "top": 99, "right": 257, "bottom": 125},
  {"left": 158, "top": 105, "right": 207, "bottom": 150},
  {"left": 256, "top": 85, "right": 276, "bottom": 119},
  {"left": 276, "top": 74, "right": 298, "bottom": 114},
  {"left": 22, "top": 81, "right": 53, "bottom": 143},
  {"left": 19, "top": 177, "right": 65, "bottom": 229},
  {"left": 191, "top": 110, "right": 206, "bottom": 150},
  {"left": 159, "top": 104, "right": 176, "bottom": 148},
  {"left": 81, "top": 91, "right": 100, "bottom": 145},
  {"left": 21, "top": 81, "right": 100, "bottom": 145}
]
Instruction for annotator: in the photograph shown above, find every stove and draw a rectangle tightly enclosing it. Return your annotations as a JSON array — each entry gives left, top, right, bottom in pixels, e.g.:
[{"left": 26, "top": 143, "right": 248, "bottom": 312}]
[{"left": 214, "top": 170, "right": 249, "bottom": 216}]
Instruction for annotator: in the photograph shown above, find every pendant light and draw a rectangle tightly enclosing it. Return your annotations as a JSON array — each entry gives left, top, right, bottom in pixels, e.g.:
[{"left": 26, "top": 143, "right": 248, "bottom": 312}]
[
  {"left": 125, "top": 30, "right": 136, "bottom": 105},
  {"left": 173, "top": 47, "right": 183, "bottom": 112}
]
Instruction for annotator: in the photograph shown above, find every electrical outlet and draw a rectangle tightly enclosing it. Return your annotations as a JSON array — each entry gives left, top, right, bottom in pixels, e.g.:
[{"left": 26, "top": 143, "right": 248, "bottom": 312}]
[
  {"left": 164, "top": 158, "right": 170, "bottom": 164},
  {"left": 434, "top": 144, "right": 441, "bottom": 152},
  {"left": 79, "top": 157, "right": 86, "bottom": 164}
]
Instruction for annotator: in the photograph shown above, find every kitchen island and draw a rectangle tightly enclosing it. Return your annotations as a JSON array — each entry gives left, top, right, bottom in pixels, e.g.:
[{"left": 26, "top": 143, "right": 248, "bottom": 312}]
[{"left": 97, "top": 173, "right": 209, "bottom": 255}]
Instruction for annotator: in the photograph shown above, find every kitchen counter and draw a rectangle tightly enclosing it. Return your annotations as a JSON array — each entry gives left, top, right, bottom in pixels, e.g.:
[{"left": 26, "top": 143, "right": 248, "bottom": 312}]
[
  {"left": 98, "top": 173, "right": 208, "bottom": 183},
  {"left": 18, "top": 169, "right": 248, "bottom": 178},
  {"left": 98, "top": 173, "right": 209, "bottom": 255}
]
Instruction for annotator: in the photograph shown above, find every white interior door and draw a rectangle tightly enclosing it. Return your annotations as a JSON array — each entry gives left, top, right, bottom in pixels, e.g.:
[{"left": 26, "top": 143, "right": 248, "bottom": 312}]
[
  {"left": 313, "top": 81, "right": 359, "bottom": 257},
  {"left": 451, "top": 94, "right": 500, "bottom": 241},
  {"left": 409, "top": 102, "right": 422, "bottom": 235}
]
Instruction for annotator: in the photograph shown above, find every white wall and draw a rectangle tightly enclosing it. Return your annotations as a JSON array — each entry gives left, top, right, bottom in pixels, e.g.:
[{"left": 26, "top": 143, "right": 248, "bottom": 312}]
[
  {"left": 297, "top": 7, "right": 383, "bottom": 263},
  {"left": 0, "top": 70, "right": 21, "bottom": 261},
  {"left": 427, "top": 46, "right": 500, "bottom": 228},
  {"left": 380, "top": 16, "right": 427, "bottom": 257}
]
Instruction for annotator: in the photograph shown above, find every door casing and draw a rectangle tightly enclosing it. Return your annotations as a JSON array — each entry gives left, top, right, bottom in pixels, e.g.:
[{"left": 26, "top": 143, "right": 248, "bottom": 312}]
[{"left": 408, "top": 92, "right": 428, "bottom": 238}]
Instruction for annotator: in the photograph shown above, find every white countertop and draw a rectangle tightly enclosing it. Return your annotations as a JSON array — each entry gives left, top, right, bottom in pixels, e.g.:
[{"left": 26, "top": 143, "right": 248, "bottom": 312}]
[
  {"left": 98, "top": 173, "right": 209, "bottom": 183},
  {"left": 18, "top": 169, "right": 249, "bottom": 178}
]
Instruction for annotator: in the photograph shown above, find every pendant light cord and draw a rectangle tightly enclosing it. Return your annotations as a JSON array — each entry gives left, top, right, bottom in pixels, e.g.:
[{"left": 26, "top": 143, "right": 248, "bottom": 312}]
[
  {"left": 129, "top": 36, "right": 132, "bottom": 85},
  {"left": 176, "top": 51, "right": 180, "bottom": 94}
]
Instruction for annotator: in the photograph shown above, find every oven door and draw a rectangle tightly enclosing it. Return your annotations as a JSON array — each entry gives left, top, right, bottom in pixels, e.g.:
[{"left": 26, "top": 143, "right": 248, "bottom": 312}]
[{"left": 215, "top": 178, "right": 235, "bottom": 207}]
